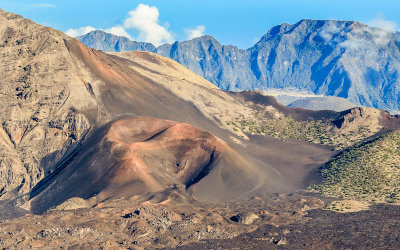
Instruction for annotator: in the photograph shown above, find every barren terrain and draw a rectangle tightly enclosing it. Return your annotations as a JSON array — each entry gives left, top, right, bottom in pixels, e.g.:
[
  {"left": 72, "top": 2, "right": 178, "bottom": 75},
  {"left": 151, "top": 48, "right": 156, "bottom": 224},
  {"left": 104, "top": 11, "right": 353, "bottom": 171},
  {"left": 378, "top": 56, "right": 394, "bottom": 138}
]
[{"left": 1, "top": 9, "right": 400, "bottom": 249}]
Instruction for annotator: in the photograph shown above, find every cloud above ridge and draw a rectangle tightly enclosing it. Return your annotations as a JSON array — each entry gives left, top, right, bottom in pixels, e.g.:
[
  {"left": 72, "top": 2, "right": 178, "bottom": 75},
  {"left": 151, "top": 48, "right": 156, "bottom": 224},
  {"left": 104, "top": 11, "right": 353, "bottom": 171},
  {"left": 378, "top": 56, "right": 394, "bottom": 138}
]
[
  {"left": 64, "top": 4, "right": 174, "bottom": 45},
  {"left": 367, "top": 14, "right": 397, "bottom": 32},
  {"left": 65, "top": 26, "right": 96, "bottom": 37},
  {"left": 317, "top": 14, "right": 398, "bottom": 55},
  {"left": 104, "top": 26, "right": 133, "bottom": 40},
  {"left": 185, "top": 25, "right": 206, "bottom": 40},
  {"left": 123, "top": 4, "right": 174, "bottom": 46}
]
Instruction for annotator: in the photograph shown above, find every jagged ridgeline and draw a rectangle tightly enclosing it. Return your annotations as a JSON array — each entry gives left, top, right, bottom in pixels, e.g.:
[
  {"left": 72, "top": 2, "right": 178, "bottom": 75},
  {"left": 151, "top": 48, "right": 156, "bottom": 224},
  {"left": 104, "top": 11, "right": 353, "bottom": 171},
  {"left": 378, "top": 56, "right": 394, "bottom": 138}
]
[
  {"left": 311, "top": 130, "right": 400, "bottom": 203},
  {"left": 79, "top": 20, "right": 400, "bottom": 111}
]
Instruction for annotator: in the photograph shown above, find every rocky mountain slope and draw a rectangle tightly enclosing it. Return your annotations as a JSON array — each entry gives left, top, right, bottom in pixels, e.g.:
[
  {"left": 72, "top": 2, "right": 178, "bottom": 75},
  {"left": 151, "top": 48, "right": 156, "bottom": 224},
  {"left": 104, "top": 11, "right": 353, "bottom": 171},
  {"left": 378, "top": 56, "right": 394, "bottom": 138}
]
[
  {"left": 0, "top": 9, "right": 328, "bottom": 214},
  {"left": 2, "top": 7, "right": 400, "bottom": 210},
  {"left": 2, "top": 9, "right": 400, "bottom": 249},
  {"left": 247, "top": 19, "right": 400, "bottom": 111},
  {"left": 156, "top": 36, "right": 253, "bottom": 91},
  {"left": 0, "top": 10, "right": 96, "bottom": 203},
  {"left": 0, "top": 8, "right": 275, "bottom": 215},
  {"left": 79, "top": 20, "right": 400, "bottom": 111}
]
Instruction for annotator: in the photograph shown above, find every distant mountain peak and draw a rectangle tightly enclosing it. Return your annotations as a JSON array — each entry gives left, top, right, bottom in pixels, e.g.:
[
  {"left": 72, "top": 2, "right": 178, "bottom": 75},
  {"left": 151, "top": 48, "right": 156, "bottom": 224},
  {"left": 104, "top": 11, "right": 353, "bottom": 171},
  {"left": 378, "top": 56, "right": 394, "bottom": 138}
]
[
  {"left": 192, "top": 34, "right": 218, "bottom": 41},
  {"left": 77, "top": 29, "right": 156, "bottom": 52},
  {"left": 78, "top": 19, "right": 400, "bottom": 111}
]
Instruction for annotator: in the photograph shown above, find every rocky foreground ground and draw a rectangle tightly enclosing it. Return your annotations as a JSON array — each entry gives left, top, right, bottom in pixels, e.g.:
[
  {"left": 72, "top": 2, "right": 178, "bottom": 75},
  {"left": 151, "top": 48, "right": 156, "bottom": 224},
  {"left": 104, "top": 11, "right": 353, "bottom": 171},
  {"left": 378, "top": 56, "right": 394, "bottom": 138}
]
[
  {"left": 179, "top": 203, "right": 400, "bottom": 249},
  {"left": 1, "top": 192, "right": 400, "bottom": 249},
  {"left": 0, "top": 193, "right": 322, "bottom": 249}
]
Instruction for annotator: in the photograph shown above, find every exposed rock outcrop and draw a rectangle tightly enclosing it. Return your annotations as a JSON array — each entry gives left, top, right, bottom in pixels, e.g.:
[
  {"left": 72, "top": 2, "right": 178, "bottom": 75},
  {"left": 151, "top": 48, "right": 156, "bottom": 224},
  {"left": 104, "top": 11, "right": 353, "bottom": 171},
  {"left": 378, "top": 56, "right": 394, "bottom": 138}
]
[{"left": 0, "top": 9, "right": 100, "bottom": 202}]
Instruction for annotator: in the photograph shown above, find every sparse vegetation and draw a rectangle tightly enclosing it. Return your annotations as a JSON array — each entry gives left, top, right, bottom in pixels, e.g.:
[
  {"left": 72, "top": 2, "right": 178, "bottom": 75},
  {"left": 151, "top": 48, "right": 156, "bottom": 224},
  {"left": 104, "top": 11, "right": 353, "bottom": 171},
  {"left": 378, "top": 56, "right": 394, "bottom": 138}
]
[
  {"left": 227, "top": 107, "right": 376, "bottom": 149},
  {"left": 228, "top": 114, "right": 335, "bottom": 145},
  {"left": 323, "top": 200, "right": 369, "bottom": 213},
  {"left": 311, "top": 131, "right": 400, "bottom": 203}
]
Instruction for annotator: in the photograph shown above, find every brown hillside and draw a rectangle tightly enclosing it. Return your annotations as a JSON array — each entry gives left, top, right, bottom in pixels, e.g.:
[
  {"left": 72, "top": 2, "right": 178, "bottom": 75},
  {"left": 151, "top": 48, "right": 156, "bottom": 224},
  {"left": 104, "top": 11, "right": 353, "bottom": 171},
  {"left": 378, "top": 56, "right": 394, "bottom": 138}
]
[{"left": 1, "top": 9, "right": 400, "bottom": 218}]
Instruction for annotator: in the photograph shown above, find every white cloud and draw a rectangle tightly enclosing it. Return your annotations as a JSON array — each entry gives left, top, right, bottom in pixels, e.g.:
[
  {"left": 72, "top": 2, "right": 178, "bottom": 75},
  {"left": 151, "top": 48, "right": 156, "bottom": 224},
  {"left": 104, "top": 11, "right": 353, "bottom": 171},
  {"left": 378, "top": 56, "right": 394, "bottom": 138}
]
[
  {"left": 316, "top": 15, "right": 397, "bottom": 53},
  {"left": 185, "top": 25, "right": 205, "bottom": 40},
  {"left": 319, "top": 22, "right": 344, "bottom": 41},
  {"left": 367, "top": 14, "right": 397, "bottom": 31},
  {"left": 64, "top": 4, "right": 174, "bottom": 45},
  {"left": 123, "top": 4, "right": 174, "bottom": 46},
  {"left": 336, "top": 14, "right": 397, "bottom": 55},
  {"left": 366, "top": 14, "right": 397, "bottom": 46},
  {"left": 104, "top": 26, "right": 133, "bottom": 40},
  {"left": 33, "top": 3, "right": 56, "bottom": 8},
  {"left": 341, "top": 39, "right": 373, "bottom": 52},
  {"left": 65, "top": 26, "right": 96, "bottom": 37}
]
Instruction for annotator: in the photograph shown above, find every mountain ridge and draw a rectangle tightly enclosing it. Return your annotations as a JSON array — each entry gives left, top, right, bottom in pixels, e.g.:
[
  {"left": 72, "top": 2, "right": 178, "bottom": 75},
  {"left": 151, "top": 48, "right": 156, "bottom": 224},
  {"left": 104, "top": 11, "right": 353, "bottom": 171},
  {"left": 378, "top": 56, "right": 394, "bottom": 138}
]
[
  {"left": 3, "top": 8, "right": 400, "bottom": 249},
  {"left": 78, "top": 30, "right": 156, "bottom": 53},
  {"left": 0, "top": 9, "right": 340, "bottom": 215},
  {"left": 78, "top": 19, "right": 400, "bottom": 111}
]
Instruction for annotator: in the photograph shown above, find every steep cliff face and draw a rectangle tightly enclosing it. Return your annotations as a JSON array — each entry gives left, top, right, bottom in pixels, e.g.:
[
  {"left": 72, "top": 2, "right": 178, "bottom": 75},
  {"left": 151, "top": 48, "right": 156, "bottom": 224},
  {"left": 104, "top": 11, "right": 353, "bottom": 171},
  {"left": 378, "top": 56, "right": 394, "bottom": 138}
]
[
  {"left": 79, "top": 20, "right": 400, "bottom": 111},
  {"left": 0, "top": 9, "right": 102, "bottom": 201},
  {"left": 157, "top": 36, "right": 253, "bottom": 90},
  {"left": 248, "top": 19, "right": 400, "bottom": 110},
  {"left": 159, "top": 20, "right": 400, "bottom": 110}
]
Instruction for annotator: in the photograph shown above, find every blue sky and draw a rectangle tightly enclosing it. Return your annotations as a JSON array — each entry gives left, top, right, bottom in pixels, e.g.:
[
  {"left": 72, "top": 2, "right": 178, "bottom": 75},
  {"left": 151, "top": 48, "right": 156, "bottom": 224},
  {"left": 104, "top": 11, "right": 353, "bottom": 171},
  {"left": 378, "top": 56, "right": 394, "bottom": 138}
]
[{"left": 1, "top": 0, "right": 399, "bottom": 48}]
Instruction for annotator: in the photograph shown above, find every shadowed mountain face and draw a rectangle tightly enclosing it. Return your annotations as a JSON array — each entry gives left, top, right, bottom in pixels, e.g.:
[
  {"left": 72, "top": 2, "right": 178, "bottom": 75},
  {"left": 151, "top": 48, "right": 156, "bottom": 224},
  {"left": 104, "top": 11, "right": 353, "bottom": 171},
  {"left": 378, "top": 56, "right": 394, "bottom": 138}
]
[
  {"left": 247, "top": 20, "right": 400, "bottom": 111},
  {"left": 157, "top": 36, "right": 253, "bottom": 91},
  {"left": 79, "top": 20, "right": 400, "bottom": 111}
]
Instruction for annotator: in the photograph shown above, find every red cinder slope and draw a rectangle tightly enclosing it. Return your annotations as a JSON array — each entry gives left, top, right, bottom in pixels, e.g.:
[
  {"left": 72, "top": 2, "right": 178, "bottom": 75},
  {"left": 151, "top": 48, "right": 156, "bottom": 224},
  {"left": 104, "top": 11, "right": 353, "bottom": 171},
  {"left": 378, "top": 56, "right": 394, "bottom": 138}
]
[{"left": 29, "top": 116, "right": 280, "bottom": 214}]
